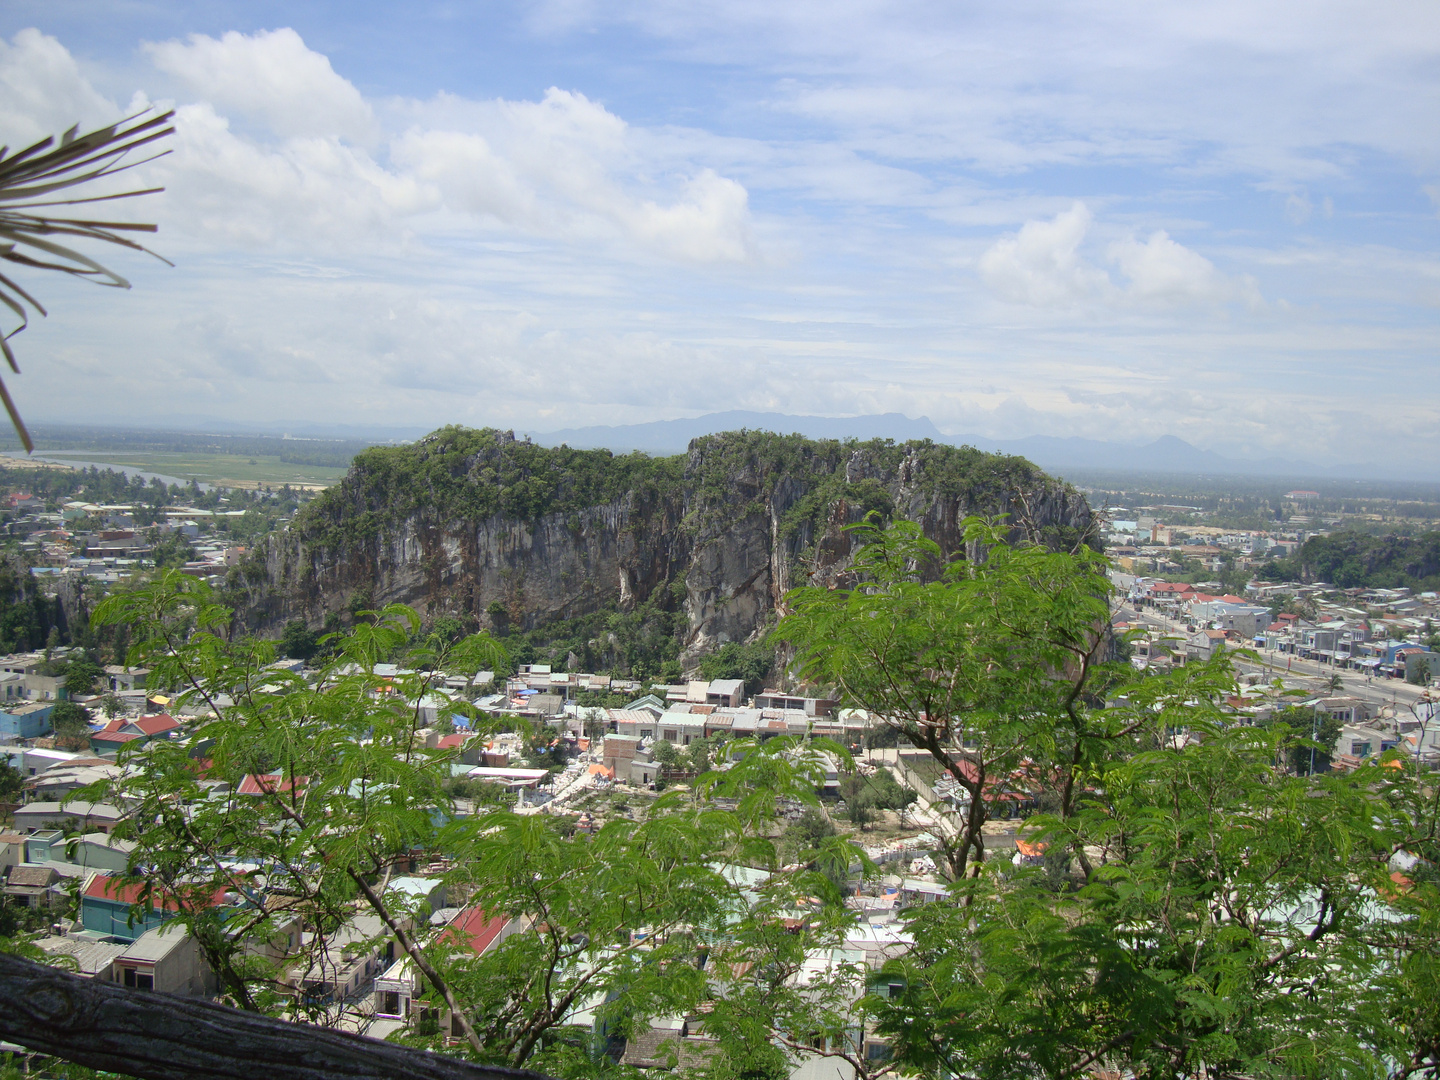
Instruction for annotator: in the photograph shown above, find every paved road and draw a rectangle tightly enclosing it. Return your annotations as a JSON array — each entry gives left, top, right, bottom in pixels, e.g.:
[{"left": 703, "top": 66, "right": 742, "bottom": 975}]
[{"left": 1117, "top": 604, "right": 1433, "bottom": 716}]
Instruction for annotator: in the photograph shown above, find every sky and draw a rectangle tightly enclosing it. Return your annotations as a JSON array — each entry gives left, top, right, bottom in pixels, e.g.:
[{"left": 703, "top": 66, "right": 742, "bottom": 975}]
[{"left": 0, "top": 1, "right": 1437, "bottom": 462}]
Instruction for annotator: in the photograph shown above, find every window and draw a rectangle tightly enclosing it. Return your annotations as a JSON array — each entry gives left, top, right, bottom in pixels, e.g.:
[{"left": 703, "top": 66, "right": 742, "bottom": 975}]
[{"left": 122, "top": 967, "right": 153, "bottom": 990}]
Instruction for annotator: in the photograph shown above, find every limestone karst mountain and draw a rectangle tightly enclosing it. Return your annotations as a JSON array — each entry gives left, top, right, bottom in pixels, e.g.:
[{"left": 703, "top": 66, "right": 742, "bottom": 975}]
[{"left": 231, "top": 426, "right": 1096, "bottom": 667}]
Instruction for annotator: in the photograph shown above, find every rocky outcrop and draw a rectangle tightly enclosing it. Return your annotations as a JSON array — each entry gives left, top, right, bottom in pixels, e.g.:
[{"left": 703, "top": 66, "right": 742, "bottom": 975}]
[{"left": 232, "top": 427, "right": 1095, "bottom": 665}]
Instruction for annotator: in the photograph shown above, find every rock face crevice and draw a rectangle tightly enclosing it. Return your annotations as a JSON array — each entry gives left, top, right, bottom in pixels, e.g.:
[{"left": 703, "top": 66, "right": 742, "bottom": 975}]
[{"left": 234, "top": 427, "right": 1095, "bottom": 663}]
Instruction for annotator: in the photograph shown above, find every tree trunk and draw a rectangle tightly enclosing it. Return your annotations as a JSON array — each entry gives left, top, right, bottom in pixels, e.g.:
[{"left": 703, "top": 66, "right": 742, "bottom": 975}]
[{"left": 0, "top": 952, "right": 548, "bottom": 1080}]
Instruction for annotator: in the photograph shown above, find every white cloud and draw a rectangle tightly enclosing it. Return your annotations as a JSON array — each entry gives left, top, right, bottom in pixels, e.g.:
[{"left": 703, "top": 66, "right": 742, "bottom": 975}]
[
  {"left": 149, "top": 103, "right": 434, "bottom": 250},
  {"left": 978, "top": 203, "right": 1113, "bottom": 306},
  {"left": 391, "top": 88, "right": 755, "bottom": 261},
  {"left": 146, "top": 28, "right": 374, "bottom": 142},
  {"left": 119, "top": 31, "right": 761, "bottom": 262},
  {"left": 570, "top": 0, "right": 1440, "bottom": 182},
  {"left": 0, "top": 28, "right": 116, "bottom": 147},
  {"left": 979, "top": 202, "right": 1262, "bottom": 310},
  {"left": 1107, "top": 230, "right": 1259, "bottom": 307},
  {"left": 626, "top": 170, "right": 753, "bottom": 262}
]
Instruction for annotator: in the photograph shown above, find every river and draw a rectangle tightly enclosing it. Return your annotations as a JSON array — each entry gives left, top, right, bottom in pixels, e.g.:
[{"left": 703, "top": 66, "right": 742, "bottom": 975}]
[{"left": 0, "top": 450, "right": 213, "bottom": 492}]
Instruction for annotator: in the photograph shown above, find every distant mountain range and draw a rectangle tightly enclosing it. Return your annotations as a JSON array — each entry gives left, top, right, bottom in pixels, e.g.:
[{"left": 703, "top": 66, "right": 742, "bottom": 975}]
[{"left": 525, "top": 411, "right": 1420, "bottom": 482}]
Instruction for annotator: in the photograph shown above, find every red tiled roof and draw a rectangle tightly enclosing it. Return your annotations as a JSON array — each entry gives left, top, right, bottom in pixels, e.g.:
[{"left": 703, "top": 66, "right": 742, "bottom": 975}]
[
  {"left": 439, "top": 907, "right": 510, "bottom": 955},
  {"left": 83, "top": 872, "right": 230, "bottom": 911},
  {"left": 436, "top": 732, "right": 477, "bottom": 750},
  {"left": 1150, "top": 583, "right": 1194, "bottom": 594},
  {"left": 129, "top": 714, "right": 179, "bottom": 735},
  {"left": 236, "top": 774, "right": 308, "bottom": 796},
  {"left": 92, "top": 731, "right": 144, "bottom": 744}
]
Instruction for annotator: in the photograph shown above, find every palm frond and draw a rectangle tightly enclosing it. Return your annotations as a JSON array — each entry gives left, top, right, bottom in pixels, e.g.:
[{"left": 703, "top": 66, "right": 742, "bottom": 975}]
[{"left": 0, "top": 109, "right": 175, "bottom": 451}]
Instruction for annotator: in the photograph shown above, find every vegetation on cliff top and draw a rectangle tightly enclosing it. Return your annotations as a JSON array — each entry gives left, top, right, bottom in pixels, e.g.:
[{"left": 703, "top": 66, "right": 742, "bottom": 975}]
[
  {"left": 293, "top": 426, "right": 684, "bottom": 551},
  {"left": 1258, "top": 529, "right": 1440, "bottom": 590},
  {"left": 291, "top": 425, "right": 1068, "bottom": 555}
]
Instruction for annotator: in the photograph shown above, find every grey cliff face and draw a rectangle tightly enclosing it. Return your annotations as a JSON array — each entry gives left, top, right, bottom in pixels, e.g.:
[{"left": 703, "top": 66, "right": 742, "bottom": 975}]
[{"left": 235, "top": 430, "right": 1095, "bottom": 666}]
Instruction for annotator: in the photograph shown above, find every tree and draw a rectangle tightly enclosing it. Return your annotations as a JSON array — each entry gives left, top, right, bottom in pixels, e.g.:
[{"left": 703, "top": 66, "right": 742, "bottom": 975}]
[
  {"left": 0, "top": 757, "right": 21, "bottom": 803},
  {"left": 868, "top": 727, "right": 1435, "bottom": 1080},
  {"left": 28, "top": 520, "right": 1440, "bottom": 1080},
  {"left": 62, "top": 655, "right": 103, "bottom": 697},
  {"left": 0, "top": 111, "right": 174, "bottom": 447},
  {"left": 1266, "top": 704, "right": 1343, "bottom": 775},
  {"left": 839, "top": 769, "right": 873, "bottom": 827},
  {"left": 776, "top": 515, "right": 1196, "bottom": 880},
  {"left": 76, "top": 570, "right": 876, "bottom": 1078},
  {"left": 49, "top": 699, "right": 92, "bottom": 750},
  {"left": 650, "top": 737, "right": 681, "bottom": 785},
  {"left": 277, "top": 618, "right": 319, "bottom": 662},
  {"left": 698, "top": 640, "right": 775, "bottom": 696}
]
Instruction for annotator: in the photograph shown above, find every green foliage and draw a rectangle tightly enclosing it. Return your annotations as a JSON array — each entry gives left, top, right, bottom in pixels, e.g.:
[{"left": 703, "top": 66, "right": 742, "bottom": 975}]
[
  {"left": 147, "top": 529, "right": 193, "bottom": 569},
  {"left": 86, "top": 571, "right": 509, "bottom": 1026},
  {"left": 697, "top": 640, "right": 774, "bottom": 696},
  {"left": 783, "top": 807, "right": 837, "bottom": 853},
  {"left": 293, "top": 427, "right": 685, "bottom": 550},
  {"left": 276, "top": 619, "right": 319, "bottom": 662},
  {"left": 508, "top": 593, "right": 684, "bottom": 679},
  {"left": 776, "top": 514, "right": 1144, "bottom": 879},
  {"left": 0, "top": 758, "right": 21, "bottom": 803},
  {"left": 0, "top": 558, "right": 65, "bottom": 653},
  {"left": 61, "top": 657, "right": 103, "bottom": 697},
  {"left": 683, "top": 430, "right": 1053, "bottom": 545},
  {"left": 1259, "top": 530, "right": 1440, "bottom": 590},
  {"left": 49, "top": 700, "right": 92, "bottom": 749},
  {"left": 864, "top": 766, "right": 917, "bottom": 813},
  {"left": 34, "top": 515, "right": 1440, "bottom": 1080},
  {"left": 80, "top": 569, "right": 892, "bottom": 1074},
  {"left": 870, "top": 729, "right": 1426, "bottom": 1080},
  {"left": 1263, "top": 704, "right": 1344, "bottom": 775}
]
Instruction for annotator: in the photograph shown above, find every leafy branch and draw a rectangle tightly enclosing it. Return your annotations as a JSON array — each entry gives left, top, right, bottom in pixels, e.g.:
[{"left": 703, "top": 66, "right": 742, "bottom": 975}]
[{"left": 0, "top": 109, "right": 174, "bottom": 448}]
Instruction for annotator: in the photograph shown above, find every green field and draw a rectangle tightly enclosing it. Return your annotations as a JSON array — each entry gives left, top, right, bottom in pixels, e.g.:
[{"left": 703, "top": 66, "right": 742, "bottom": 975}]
[{"left": 33, "top": 451, "right": 350, "bottom": 489}]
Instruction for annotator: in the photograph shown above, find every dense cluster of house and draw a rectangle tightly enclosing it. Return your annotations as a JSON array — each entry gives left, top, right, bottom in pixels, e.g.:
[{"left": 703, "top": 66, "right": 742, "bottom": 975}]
[
  {"left": 1101, "top": 504, "right": 1312, "bottom": 577},
  {"left": 3, "top": 492, "right": 252, "bottom": 586},
  {"left": 1121, "top": 576, "right": 1438, "bottom": 680},
  {"left": 0, "top": 651, "right": 920, "bottom": 1057},
  {"left": 1109, "top": 573, "right": 1440, "bottom": 773}
]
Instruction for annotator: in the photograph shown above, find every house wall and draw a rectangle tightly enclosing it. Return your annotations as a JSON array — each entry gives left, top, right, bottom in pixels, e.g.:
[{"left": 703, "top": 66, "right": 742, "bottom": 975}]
[
  {"left": 74, "top": 837, "right": 134, "bottom": 873},
  {"left": 0, "top": 703, "right": 54, "bottom": 740},
  {"left": 115, "top": 928, "right": 217, "bottom": 997},
  {"left": 81, "top": 897, "right": 171, "bottom": 941}
]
